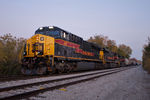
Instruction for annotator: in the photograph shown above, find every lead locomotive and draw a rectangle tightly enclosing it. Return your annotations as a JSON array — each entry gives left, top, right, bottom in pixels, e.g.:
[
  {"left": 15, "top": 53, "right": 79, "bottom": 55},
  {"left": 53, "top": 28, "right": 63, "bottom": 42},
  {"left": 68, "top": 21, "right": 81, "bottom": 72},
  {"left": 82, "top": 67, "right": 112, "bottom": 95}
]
[{"left": 22, "top": 26, "right": 125, "bottom": 75}]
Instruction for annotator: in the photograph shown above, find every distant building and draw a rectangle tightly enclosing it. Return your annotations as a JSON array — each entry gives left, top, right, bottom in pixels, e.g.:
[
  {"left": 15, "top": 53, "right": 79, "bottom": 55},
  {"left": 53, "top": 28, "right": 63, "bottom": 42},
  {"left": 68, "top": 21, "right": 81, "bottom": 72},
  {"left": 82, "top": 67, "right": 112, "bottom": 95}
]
[{"left": 129, "top": 58, "right": 141, "bottom": 65}]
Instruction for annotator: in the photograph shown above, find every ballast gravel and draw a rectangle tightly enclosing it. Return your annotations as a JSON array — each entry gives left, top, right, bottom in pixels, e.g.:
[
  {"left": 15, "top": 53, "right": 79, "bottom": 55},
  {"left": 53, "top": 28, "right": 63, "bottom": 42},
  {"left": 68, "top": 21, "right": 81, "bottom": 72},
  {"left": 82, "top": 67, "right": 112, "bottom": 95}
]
[
  {"left": 0, "top": 68, "right": 119, "bottom": 89},
  {"left": 29, "top": 66, "right": 150, "bottom": 100},
  {"left": 0, "top": 69, "right": 123, "bottom": 99}
]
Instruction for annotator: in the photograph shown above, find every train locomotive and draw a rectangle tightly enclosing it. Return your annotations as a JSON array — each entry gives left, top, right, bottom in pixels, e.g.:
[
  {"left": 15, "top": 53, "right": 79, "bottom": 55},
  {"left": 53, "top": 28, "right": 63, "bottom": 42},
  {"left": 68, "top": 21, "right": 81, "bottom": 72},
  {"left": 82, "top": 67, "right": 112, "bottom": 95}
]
[{"left": 21, "top": 26, "right": 125, "bottom": 75}]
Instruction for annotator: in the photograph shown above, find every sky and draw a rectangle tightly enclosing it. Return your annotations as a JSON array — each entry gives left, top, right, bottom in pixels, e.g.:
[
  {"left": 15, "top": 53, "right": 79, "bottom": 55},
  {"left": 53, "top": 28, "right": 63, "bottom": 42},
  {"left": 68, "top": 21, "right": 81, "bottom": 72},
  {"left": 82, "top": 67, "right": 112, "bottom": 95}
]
[{"left": 0, "top": 0, "right": 150, "bottom": 60}]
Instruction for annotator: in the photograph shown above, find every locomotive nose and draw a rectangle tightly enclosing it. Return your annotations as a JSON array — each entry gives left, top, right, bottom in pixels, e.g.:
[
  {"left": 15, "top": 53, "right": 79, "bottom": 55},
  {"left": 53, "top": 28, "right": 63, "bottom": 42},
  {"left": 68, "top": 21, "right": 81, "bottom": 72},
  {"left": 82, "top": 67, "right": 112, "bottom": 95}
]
[
  {"left": 32, "top": 35, "right": 44, "bottom": 56},
  {"left": 32, "top": 43, "right": 44, "bottom": 56}
]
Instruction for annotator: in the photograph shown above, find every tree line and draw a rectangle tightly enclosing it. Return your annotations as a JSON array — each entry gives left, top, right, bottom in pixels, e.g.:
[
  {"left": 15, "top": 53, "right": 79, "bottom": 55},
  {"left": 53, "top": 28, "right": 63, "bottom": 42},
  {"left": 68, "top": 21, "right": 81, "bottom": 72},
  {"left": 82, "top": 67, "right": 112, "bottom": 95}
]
[
  {"left": 142, "top": 37, "right": 150, "bottom": 73},
  {"left": 0, "top": 34, "right": 26, "bottom": 75},
  {"left": 88, "top": 35, "right": 132, "bottom": 58}
]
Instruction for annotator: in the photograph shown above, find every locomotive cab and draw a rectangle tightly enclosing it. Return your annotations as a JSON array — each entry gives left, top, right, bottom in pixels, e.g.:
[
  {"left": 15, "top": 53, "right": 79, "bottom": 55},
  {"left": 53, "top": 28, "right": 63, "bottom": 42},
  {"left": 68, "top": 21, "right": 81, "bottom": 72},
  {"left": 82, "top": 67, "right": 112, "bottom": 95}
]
[
  {"left": 35, "top": 26, "right": 83, "bottom": 44},
  {"left": 23, "top": 34, "right": 54, "bottom": 57},
  {"left": 22, "top": 28, "right": 55, "bottom": 75},
  {"left": 35, "top": 26, "right": 61, "bottom": 39}
]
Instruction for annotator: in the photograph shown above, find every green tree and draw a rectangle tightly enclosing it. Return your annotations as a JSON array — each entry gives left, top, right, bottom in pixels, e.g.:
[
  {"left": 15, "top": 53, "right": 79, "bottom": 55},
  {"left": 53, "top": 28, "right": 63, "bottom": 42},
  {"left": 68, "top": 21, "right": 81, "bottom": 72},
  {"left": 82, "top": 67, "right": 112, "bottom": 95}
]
[
  {"left": 0, "top": 34, "right": 26, "bottom": 75},
  {"left": 88, "top": 35, "right": 108, "bottom": 48},
  {"left": 106, "top": 40, "right": 118, "bottom": 53},
  {"left": 87, "top": 35, "right": 132, "bottom": 58},
  {"left": 117, "top": 44, "right": 132, "bottom": 58},
  {"left": 142, "top": 37, "right": 150, "bottom": 73}
]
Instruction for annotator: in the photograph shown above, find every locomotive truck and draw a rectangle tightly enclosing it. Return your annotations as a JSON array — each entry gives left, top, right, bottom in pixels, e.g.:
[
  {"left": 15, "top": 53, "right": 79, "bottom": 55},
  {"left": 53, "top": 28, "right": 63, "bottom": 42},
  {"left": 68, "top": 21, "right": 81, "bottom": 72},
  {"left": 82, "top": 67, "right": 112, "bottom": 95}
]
[{"left": 21, "top": 26, "right": 124, "bottom": 75}]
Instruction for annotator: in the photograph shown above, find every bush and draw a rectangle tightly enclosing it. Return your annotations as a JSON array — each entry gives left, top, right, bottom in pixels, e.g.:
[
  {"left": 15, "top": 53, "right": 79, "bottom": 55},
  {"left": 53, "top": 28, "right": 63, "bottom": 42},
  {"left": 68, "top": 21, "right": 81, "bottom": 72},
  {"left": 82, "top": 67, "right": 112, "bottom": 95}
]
[
  {"left": 0, "top": 34, "right": 26, "bottom": 75},
  {"left": 142, "top": 37, "right": 150, "bottom": 73}
]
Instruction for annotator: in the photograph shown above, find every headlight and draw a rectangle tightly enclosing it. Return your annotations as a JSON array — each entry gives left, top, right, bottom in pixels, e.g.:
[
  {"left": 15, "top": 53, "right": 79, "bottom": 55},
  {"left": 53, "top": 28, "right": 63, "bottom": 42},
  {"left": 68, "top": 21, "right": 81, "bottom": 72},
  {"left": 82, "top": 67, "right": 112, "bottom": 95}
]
[
  {"left": 38, "top": 51, "right": 40, "bottom": 54},
  {"left": 39, "top": 27, "right": 43, "bottom": 30},
  {"left": 37, "top": 51, "right": 43, "bottom": 55},
  {"left": 40, "top": 37, "right": 44, "bottom": 41},
  {"left": 49, "top": 26, "right": 54, "bottom": 29},
  {"left": 23, "top": 51, "right": 27, "bottom": 55}
]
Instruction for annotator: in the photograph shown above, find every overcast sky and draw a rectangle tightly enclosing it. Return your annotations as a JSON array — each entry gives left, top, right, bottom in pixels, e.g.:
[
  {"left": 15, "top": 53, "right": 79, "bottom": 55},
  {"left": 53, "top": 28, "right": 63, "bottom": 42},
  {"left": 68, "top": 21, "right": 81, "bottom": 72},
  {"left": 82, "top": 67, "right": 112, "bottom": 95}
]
[{"left": 0, "top": 0, "right": 150, "bottom": 60}]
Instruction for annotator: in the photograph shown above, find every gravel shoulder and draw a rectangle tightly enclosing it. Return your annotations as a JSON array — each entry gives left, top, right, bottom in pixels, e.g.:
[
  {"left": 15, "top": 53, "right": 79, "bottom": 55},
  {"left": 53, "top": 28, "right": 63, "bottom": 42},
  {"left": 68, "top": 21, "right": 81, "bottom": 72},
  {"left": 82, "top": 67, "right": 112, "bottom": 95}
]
[
  {"left": 29, "top": 66, "right": 150, "bottom": 100},
  {"left": 0, "top": 68, "right": 120, "bottom": 89}
]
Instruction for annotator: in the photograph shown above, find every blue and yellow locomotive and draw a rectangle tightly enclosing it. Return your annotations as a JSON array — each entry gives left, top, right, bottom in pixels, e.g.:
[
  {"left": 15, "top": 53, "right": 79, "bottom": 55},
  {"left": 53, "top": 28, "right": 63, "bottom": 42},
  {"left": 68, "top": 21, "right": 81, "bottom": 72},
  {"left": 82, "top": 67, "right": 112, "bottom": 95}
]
[{"left": 22, "top": 26, "right": 122, "bottom": 75}]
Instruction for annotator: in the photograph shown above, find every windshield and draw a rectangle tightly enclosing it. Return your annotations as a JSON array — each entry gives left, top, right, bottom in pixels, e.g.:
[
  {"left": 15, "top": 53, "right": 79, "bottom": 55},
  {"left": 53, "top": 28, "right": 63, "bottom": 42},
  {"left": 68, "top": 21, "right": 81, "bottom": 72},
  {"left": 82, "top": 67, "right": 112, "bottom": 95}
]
[
  {"left": 45, "top": 30, "right": 60, "bottom": 36},
  {"left": 35, "top": 27, "right": 60, "bottom": 38},
  {"left": 35, "top": 31, "right": 45, "bottom": 35}
]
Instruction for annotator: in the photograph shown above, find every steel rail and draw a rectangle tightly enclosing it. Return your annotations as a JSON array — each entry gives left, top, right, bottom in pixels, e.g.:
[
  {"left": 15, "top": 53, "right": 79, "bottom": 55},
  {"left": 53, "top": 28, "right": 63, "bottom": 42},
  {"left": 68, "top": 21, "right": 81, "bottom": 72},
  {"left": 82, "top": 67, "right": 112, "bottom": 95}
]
[{"left": 0, "top": 67, "right": 135, "bottom": 100}]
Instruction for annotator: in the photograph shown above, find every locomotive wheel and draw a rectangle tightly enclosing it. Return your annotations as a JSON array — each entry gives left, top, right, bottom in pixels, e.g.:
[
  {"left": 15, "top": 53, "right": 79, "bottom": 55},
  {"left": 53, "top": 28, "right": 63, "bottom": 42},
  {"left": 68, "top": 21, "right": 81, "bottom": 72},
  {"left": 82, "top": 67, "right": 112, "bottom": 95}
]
[
  {"left": 65, "top": 64, "right": 71, "bottom": 73},
  {"left": 51, "top": 66, "right": 57, "bottom": 74},
  {"left": 55, "top": 63, "right": 65, "bottom": 74},
  {"left": 57, "top": 66, "right": 64, "bottom": 74},
  {"left": 36, "top": 67, "right": 47, "bottom": 75},
  {"left": 21, "top": 67, "right": 26, "bottom": 75},
  {"left": 21, "top": 67, "right": 32, "bottom": 75}
]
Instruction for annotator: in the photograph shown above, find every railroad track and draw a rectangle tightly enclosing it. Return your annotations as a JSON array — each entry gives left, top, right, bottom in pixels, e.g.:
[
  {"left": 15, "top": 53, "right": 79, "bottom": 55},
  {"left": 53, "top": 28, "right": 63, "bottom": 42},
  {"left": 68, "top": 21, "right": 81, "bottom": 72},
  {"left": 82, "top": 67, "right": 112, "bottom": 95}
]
[
  {"left": 0, "top": 70, "right": 96, "bottom": 82},
  {"left": 0, "top": 75, "right": 44, "bottom": 82},
  {"left": 0, "top": 73, "right": 69, "bottom": 82},
  {"left": 0, "top": 67, "right": 134, "bottom": 100}
]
